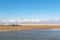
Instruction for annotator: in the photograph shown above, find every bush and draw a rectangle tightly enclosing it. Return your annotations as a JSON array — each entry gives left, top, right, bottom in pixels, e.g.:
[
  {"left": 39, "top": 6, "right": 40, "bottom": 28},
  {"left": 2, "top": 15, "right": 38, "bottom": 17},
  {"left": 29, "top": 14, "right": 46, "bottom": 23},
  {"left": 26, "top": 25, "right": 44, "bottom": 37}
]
[{"left": 10, "top": 24, "right": 22, "bottom": 26}]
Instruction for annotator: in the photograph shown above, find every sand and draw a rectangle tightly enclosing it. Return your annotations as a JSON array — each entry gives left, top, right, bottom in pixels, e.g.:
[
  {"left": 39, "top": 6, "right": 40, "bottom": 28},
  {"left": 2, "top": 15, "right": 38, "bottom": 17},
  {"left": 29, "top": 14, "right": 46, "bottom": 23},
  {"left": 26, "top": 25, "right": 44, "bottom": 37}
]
[{"left": 0, "top": 24, "right": 60, "bottom": 30}]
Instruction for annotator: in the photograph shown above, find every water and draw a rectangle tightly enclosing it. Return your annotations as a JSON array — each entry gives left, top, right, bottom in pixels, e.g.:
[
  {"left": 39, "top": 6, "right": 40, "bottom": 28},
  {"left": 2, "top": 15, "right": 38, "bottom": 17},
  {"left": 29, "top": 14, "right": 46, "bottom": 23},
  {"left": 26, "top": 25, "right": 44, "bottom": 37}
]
[{"left": 0, "top": 28, "right": 60, "bottom": 40}]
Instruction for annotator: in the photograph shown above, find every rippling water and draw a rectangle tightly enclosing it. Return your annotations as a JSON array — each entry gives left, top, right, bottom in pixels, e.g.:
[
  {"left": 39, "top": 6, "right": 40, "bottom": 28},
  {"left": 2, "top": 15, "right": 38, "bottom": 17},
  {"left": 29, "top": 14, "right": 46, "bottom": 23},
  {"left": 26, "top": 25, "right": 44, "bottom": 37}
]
[{"left": 0, "top": 28, "right": 60, "bottom": 40}]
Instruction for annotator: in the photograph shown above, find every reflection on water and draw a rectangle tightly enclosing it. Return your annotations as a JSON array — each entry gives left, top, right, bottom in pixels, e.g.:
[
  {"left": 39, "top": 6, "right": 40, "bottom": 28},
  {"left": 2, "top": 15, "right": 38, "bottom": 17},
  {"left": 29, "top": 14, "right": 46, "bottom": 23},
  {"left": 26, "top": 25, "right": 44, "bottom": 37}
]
[{"left": 0, "top": 28, "right": 60, "bottom": 40}]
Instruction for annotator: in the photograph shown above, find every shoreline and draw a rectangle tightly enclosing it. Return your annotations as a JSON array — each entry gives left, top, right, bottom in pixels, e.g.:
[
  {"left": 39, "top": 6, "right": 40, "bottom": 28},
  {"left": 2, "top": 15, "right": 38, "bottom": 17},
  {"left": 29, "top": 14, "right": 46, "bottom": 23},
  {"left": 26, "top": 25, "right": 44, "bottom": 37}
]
[{"left": 0, "top": 24, "right": 60, "bottom": 30}]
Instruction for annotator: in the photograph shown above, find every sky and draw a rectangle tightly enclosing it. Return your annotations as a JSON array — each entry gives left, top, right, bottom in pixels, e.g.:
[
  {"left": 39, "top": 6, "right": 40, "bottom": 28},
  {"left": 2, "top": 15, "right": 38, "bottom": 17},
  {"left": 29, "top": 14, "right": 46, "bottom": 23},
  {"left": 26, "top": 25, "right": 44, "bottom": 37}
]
[{"left": 0, "top": 0, "right": 60, "bottom": 20}]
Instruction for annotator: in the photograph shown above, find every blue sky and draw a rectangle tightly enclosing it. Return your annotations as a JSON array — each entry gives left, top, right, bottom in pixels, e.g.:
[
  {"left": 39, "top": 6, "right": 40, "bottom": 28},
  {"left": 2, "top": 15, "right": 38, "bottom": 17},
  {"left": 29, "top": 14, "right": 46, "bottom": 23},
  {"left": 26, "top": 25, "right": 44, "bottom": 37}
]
[{"left": 0, "top": 0, "right": 60, "bottom": 20}]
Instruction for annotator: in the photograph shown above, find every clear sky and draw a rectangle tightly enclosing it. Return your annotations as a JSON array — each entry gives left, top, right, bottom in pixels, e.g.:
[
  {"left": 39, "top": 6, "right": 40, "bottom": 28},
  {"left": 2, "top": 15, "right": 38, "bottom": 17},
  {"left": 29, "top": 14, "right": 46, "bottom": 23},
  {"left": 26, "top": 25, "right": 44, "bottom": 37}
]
[{"left": 0, "top": 0, "right": 60, "bottom": 20}]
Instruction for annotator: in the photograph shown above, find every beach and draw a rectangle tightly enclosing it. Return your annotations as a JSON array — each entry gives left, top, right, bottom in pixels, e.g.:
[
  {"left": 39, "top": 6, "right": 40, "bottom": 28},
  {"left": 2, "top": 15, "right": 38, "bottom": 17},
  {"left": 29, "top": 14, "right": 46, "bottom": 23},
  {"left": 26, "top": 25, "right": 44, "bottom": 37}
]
[
  {"left": 0, "top": 24, "right": 60, "bottom": 40},
  {"left": 0, "top": 24, "right": 60, "bottom": 30}
]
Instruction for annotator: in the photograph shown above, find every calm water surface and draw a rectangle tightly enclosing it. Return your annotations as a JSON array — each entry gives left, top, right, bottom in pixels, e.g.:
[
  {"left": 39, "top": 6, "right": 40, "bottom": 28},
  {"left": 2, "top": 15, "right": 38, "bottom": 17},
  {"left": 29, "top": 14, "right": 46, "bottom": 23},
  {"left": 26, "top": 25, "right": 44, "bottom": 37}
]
[{"left": 0, "top": 28, "right": 60, "bottom": 40}]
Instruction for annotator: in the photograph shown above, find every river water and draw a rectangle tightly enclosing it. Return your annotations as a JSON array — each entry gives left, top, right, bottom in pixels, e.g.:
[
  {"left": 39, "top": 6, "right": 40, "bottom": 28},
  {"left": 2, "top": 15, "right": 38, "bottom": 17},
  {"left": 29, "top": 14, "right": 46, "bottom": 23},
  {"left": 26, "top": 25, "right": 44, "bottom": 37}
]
[{"left": 0, "top": 28, "right": 60, "bottom": 40}]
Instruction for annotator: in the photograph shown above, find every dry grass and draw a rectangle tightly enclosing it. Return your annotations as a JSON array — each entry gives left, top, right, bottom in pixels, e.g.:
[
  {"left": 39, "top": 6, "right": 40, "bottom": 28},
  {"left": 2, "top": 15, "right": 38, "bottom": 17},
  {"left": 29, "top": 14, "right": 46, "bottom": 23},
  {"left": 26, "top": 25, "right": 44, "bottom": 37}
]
[{"left": 0, "top": 24, "right": 60, "bottom": 30}]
